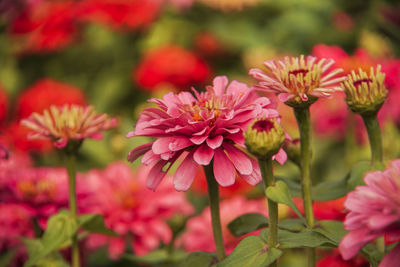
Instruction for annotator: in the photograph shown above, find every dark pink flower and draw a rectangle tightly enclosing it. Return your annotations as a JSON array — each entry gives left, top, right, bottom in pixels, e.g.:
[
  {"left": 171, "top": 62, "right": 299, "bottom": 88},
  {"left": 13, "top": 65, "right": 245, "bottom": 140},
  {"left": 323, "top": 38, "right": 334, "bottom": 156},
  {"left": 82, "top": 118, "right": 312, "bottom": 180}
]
[
  {"left": 83, "top": 162, "right": 193, "bottom": 258},
  {"left": 127, "top": 76, "right": 280, "bottom": 191},
  {"left": 180, "top": 196, "right": 268, "bottom": 254},
  {"left": 21, "top": 105, "right": 117, "bottom": 148},
  {"left": 339, "top": 159, "right": 400, "bottom": 266},
  {"left": 249, "top": 55, "right": 346, "bottom": 105}
]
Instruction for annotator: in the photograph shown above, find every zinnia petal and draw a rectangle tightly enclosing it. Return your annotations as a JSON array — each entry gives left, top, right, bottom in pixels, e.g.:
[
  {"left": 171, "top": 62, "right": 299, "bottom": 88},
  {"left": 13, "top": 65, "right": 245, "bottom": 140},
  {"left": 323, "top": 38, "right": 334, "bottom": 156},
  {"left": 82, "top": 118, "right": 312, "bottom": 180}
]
[
  {"left": 213, "top": 149, "right": 235, "bottom": 187},
  {"left": 222, "top": 143, "right": 252, "bottom": 175},
  {"left": 193, "top": 144, "right": 214, "bottom": 165},
  {"left": 174, "top": 152, "right": 198, "bottom": 191},
  {"left": 127, "top": 142, "right": 153, "bottom": 162}
]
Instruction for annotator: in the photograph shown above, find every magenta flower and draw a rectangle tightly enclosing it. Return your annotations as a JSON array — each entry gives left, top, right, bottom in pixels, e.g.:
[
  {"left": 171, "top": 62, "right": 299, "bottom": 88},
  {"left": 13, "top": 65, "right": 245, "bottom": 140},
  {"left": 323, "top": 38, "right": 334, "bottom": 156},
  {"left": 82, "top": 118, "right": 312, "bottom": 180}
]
[
  {"left": 339, "top": 159, "right": 400, "bottom": 266},
  {"left": 21, "top": 105, "right": 117, "bottom": 148},
  {"left": 249, "top": 55, "right": 346, "bottom": 105},
  {"left": 179, "top": 196, "right": 268, "bottom": 254},
  {"left": 83, "top": 162, "right": 193, "bottom": 258},
  {"left": 127, "top": 76, "right": 279, "bottom": 191}
]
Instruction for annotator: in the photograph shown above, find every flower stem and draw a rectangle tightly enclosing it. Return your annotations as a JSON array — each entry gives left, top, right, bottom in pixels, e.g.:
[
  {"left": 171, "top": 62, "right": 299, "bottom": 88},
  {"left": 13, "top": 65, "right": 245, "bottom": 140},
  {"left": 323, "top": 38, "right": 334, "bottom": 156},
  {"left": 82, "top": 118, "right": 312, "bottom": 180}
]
[
  {"left": 361, "top": 114, "right": 385, "bottom": 254},
  {"left": 294, "top": 107, "right": 315, "bottom": 267},
  {"left": 361, "top": 114, "right": 383, "bottom": 166},
  {"left": 67, "top": 154, "right": 80, "bottom": 267},
  {"left": 259, "top": 158, "right": 278, "bottom": 267},
  {"left": 204, "top": 165, "right": 226, "bottom": 261}
]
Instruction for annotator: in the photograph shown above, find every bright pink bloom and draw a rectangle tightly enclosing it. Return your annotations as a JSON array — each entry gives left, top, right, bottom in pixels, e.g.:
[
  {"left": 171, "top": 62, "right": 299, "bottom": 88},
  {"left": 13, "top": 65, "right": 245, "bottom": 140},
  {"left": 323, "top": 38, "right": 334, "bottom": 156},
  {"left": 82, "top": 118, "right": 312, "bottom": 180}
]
[
  {"left": 127, "top": 76, "right": 280, "bottom": 191},
  {"left": 249, "top": 55, "right": 346, "bottom": 104},
  {"left": 180, "top": 196, "right": 268, "bottom": 254},
  {"left": 84, "top": 162, "right": 193, "bottom": 258},
  {"left": 21, "top": 105, "right": 117, "bottom": 148},
  {"left": 317, "top": 251, "right": 368, "bottom": 267},
  {"left": 0, "top": 203, "right": 34, "bottom": 267},
  {"left": 339, "top": 159, "right": 400, "bottom": 266}
]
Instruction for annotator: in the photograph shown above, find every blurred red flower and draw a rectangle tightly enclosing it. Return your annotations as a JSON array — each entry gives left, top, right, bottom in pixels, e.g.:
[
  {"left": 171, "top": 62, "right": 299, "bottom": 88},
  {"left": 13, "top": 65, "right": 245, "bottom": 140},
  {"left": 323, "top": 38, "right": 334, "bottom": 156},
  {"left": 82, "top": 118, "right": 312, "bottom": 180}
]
[
  {"left": 293, "top": 197, "right": 347, "bottom": 221},
  {"left": 10, "top": 1, "right": 79, "bottom": 52},
  {"left": 134, "top": 45, "right": 211, "bottom": 91},
  {"left": 78, "top": 0, "right": 160, "bottom": 30},
  {"left": 317, "top": 252, "right": 368, "bottom": 267},
  {"left": 16, "top": 78, "right": 86, "bottom": 120},
  {"left": 0, "top": 85, "right": 9, "bottom": 126}
]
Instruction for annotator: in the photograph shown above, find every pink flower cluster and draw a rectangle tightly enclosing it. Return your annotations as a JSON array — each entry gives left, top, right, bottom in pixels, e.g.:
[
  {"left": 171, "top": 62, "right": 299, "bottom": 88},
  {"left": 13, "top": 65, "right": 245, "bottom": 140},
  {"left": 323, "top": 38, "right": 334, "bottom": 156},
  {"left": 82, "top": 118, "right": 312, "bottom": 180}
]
[
  {"left": 83, "top": 162, "right": 194, "bottom": 258},
  {"left": 127, "top": 76, "right": 280, "bottom": 191},
  {"left": 339, "top": 160, "right": 400, "bottom": 266}
]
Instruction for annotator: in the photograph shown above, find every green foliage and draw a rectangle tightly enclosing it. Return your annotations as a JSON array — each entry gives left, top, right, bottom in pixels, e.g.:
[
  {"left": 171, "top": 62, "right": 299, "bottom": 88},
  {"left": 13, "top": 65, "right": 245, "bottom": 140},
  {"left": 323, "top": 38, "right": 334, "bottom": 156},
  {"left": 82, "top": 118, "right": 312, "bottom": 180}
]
[
  {"left": 312, "top": 175, "right": 349, "bottom": 201},
  {"left": 265, "top": 180, "right": 305, "bottom": 222},
  {"left": 179, "top": 251, "right": 216, "bottom": 267},
  {"left": 228, "top": 213, "right": 269, "bottom": 237},
  {"left": 347, "top": 161, "right": 385, "bottom": 190},
  {"left": 278, "top": 219, "right": 306, "bottom": 232},
  {"left": 216, "top": 236, "right": 282, "bottom": 267},
  {"left": 0, "top": 250, "right": 15, "bottom": 267},
  {"left": 124, "top": 249, "right": 187, "bottom": 265},
  {"left": 313, "top": 220, "right": 347, "bottom": 245},
  {"left": 78, "top": 213, "right": 118, "bottom": 236}
]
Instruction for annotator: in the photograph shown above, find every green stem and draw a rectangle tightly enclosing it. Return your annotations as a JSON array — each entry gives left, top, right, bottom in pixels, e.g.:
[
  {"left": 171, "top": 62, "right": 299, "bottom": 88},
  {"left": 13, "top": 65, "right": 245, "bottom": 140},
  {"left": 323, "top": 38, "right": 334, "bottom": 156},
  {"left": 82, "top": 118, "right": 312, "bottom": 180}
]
[
  {"left": 361, "top": 114, "right": 385, "bottom": 254},
  {"left": 203, "top": 165, "right": 226, "bottom": 261},
  {"left": 259, "top": 158, "right": 278, "bottom": 267},
  {"left": 293, "top": 107, "right": 315, "bottom": 267},
  {"left": 361, "top": 114, "right": 383, "bottom": 166},
  {"left": 67, "top": 154, "right": 80, "bottom": 267}
]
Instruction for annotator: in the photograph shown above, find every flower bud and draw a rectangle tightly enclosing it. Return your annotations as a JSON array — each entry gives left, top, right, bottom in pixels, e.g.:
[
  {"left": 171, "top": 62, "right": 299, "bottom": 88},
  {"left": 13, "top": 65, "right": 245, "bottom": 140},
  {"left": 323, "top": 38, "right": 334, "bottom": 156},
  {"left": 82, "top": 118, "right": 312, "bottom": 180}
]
[
  {"left": 342, "top": 65, "right": 388, "bottom": 115},
  {"left": 244, "top": 118, "right": 285, "bottom": 159}
]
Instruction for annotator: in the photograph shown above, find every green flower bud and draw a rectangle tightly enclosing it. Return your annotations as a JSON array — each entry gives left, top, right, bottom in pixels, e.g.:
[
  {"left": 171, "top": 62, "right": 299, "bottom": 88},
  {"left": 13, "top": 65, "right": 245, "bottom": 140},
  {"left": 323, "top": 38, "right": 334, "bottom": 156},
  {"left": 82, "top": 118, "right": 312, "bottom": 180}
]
[
  {"left": 343, "top": 65, "right": 388, "bottom": 116},
  {"left": 244, "top": 118, "right": 285, "bottom": 159}
]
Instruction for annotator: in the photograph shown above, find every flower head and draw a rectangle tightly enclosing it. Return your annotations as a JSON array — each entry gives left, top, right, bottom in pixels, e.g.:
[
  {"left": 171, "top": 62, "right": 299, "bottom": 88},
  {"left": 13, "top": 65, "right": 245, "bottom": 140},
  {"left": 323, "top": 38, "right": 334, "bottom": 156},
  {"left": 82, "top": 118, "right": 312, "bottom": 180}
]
[
  {"left": 249, "top": 55, "right": 346, "bottom": 107},
  {"left": 342, "top": 65, "right": 388, "bottom": 115},
  {"left": 244, "top": 118, "right": 285, "bottom": 159},
  {"left": 84, "top": 162, "right": 193, "bottom": 258},
  {"left": 127, "top": 76, "right": 279, "bottom": 191},
  {"left": 339, "top": 159, "right": 400, "bottom": 264},
  {"left": 21, "top": 105, "right": 117, "bottom": 149}
]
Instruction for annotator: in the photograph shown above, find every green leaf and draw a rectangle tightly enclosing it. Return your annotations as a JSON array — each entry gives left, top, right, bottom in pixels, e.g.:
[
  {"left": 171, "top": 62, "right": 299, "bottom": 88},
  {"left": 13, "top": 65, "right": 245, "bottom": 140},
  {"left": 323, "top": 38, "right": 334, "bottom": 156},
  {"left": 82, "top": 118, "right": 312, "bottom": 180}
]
[
  {"left": 312, "top": 175, "right": 349, "bottom": 201},
  {"left": 0, "top": 250, "right": 15, "bottom": 267},
  {"left": 217, "top": 235, "right": 281, "bottom": 267},
  {"left": 347, "top": 161, "right": 371, "bottom": 189},
  {"left": 24, "top": 210, "right": 78, "bottom": 267},
  {"left": 78, "top": 214, "right": 117, "bottom": 236},
  {"left": 265, "top": 181, "right": 305, "bottom": 222},
  {"left": 313, "top": 220, "right": 347, "bottom": 245},
  {"left": 179, "top": 251, "right": 216, "bottom": 267},
  {"left": 276, "top": 176, "right": 302, "bottom": 197},
  {"left": 278, "top": 219, "right": 306, "bottom": 232},
  {"left": 228, "top": 213, "right": 269, "bottom": 237},
  {"left": 124, "top": 249, "right": 187, "bottom": 264}
]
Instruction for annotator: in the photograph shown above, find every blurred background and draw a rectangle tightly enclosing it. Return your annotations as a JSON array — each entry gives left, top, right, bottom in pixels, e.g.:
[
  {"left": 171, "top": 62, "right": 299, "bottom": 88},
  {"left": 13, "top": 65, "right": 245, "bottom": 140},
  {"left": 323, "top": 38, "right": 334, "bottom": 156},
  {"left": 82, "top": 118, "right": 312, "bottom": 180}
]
[{"left": 0, "top": 0, "right": 399, "bottom": 266}]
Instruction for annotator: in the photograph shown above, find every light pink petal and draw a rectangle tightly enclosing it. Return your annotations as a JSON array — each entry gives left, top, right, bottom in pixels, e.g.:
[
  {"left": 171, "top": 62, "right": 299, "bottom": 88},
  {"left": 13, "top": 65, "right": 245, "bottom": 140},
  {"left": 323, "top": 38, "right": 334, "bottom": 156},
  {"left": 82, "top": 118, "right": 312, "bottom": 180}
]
[
  {"left": 213, "top": 148, "right": 235, "bottom": 187},
  {"left": 108, "top": 238, "right": 125, "bottom": 259},
  {"left": 190, "top": 135, "right": 208, "bottom": 145},
  {"left": 152, "top": 137, "right": 175, "bottom": 154},
  {"left": 127, "top": 142, "right": 153, "bottom": 162},
  {"left": 206, "top": 135, "right": 223, "bottom": 149},
  {"left": 278, "top": 93, "right": 293, "bottom": 102},
  {"left": 193, "top": 144, "right": 214, "bottom": 165},
  {"left": 54, "top": 139, "right": 68, "bottom": 149},
  {"left": 240, "top": 158, "right": 262, "bottom": 186},
  {"left": 174, "top": 152, "right": 198, "bottom": 191},
  {"left": 368, "top": 214, "right": 398, "bottom": 230},
  {"left": 142, "top": 149, "right": 159, "bottom": 165},
  {"left": 223, "top": 143, "right": 252, "bottom": 175},
  {"left": 272, "top": 148, "right": 287, "bottom": 165},
  {"left": 339, "top": 229, "right": 375, "bottom": 260},
  {"left": 380, "top": 243, "right": 400, "bottom": 267},
  {"left": 169, "top": 137, "right": 192, "bottom": 151},
  {"left": 212, "top": 76, "right": 228, "bottom": 96}
]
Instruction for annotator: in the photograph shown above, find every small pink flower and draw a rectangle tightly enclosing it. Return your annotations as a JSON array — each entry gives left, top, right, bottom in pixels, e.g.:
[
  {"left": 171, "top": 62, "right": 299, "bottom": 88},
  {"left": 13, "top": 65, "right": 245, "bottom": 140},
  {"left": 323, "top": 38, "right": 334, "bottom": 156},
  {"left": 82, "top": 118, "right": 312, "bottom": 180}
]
[
  {"left": 180, "top": 196, "right": 268, "bottom": 254},
  {"left": 83, "top": 162, "right": 193, "bottom": 258},
  {"left": 249, "top": 55, "right": 346, "bottom": 105},
  {"left": 21, "top": 105, "right": 117, "bottom": 148},
  {"left": 339, "top": 159, "right": 400, "bottom": 266},
  {"left": 127, "top": 76, "right": 280, "bottom": 191}
]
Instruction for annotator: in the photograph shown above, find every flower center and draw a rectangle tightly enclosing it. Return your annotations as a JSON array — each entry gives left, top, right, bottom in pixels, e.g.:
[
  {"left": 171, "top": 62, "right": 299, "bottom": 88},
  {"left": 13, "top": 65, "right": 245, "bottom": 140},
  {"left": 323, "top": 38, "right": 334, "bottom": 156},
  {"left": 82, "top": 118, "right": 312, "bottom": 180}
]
[
  {"left": 252, "top": 119, "right": 274, "bottom": 133},
  {"left": 289, "top": 69, "right": 309, "bottom": 76},
  {"left": 353, "top": 78, "right": 372, "bottom": 88}
]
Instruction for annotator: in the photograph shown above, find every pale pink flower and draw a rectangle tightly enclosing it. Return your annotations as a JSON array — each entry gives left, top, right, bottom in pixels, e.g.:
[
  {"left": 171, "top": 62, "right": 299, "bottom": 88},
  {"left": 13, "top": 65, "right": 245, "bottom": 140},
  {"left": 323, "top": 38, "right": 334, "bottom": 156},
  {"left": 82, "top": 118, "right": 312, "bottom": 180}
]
[
  {"left": 127, "top": 76, "right": 280, "bottom": 191},
  {"left": 249, "top": 55, "right": 346, "bottom": 104},
  {"left": 21, "top": 105, "right": 117, "bottom": 148},
  {"left": 339, "top": 159, "right": 400, "bottom": 266},
  {"left": 180, "top": 196, "right": 268, "bottom": 254},
  {"left": 83, "top": 162, "right": 193, "bottom": 258}
]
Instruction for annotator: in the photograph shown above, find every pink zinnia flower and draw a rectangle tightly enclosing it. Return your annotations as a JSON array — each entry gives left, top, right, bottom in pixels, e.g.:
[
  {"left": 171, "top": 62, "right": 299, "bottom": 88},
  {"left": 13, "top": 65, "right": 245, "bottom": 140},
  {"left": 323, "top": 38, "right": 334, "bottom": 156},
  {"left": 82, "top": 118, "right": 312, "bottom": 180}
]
[
  {"left": 83, "top": 162, "right": 193, "bottom": 258},
  {"left": 249, "top": 55, "right": 346, "bottom": 105},
  {"left": 127, "top": 76, "right": 280, "bottom": 191},
  {"left": 339, "top": 159, "right": 400, "bottom": 266},
  {"left": 180, "top": 196, "right": 268, "bottom": 254},
  {"left": 21, "top": 105, "right": 117, "bottom": 148}
]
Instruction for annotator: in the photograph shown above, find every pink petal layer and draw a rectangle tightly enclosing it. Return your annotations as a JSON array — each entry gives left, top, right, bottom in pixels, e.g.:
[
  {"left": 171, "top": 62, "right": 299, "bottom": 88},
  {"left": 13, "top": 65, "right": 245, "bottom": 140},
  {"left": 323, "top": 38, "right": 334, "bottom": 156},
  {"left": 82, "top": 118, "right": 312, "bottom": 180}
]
[
  {"left": 193, "top": 144, "right": 214, "bottom": 165},
  {"left": 213, "top": 148, "right": 235, "bottom": 187},
  {"left": 380, "top": 243, "right": 400, "bottom": 267},
  {"left": 127, "top": 142, "right": 153, "bottom": 162},
  {"left": 206, "top": 135, "right": 223, "bottom": 149},
  {"left": 223, "top": 143, "right": 252, "bottom": 175},
  {"left": 146, "top": 160, "right": 168, "bottom": 191},
  {"left": 174, "top": 152, "right": 198, "bottom": 191}
]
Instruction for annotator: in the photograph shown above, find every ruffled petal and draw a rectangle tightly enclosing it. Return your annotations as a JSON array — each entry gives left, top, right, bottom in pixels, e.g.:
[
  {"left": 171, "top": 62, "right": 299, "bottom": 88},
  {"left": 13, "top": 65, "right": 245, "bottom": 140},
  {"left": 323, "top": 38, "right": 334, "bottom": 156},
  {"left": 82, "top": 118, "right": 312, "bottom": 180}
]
[
  {"left": 193, "top": 144, "right": 214, "bottom": 165},
  {"left": 127, "top": 142, "right": 153, "bottom": 162},
  {"left": 206, "top": 135, "right": 223, "bottom": 149},
  {"left": 223, "top": 143, "right": 252, "bottom": 175},
  {"left": 213, "top": 148, "right": 235, "bottom": 187},
  {"left": 174, "top": 151, "right": 198, "bottom": 191}
]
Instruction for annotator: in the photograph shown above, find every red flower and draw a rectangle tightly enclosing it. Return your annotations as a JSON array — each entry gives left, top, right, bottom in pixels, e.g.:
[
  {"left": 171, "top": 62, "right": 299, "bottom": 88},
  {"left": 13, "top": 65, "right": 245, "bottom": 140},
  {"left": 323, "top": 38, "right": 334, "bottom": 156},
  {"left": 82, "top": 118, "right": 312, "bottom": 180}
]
[
  {"left": 10, "top": 1, "right": 78, "bottom": 52},
  {"left": 317, "top": 253, "right": 368, "bottom": 267},
  {"left": 16, "top": 79, "right": 86, "bottom": 120},
  {"left": 134, "top": 45, "right": 211, "bottom": 92},
  {"left": 0, "top": 85, "right": 9, "bottom": 125},
  {"left": 77, "top": 0, "right": 160, "bottom": 30},
  {"left": 293, "top": 197, "right": 347, "bottom": 221}
]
